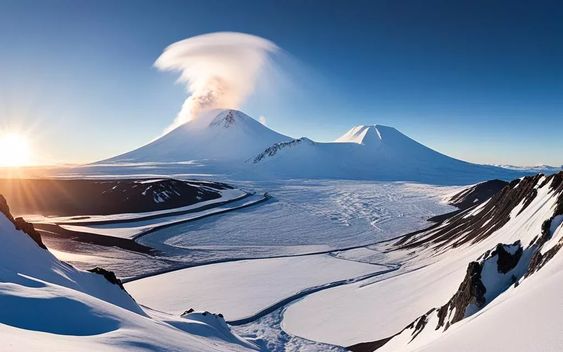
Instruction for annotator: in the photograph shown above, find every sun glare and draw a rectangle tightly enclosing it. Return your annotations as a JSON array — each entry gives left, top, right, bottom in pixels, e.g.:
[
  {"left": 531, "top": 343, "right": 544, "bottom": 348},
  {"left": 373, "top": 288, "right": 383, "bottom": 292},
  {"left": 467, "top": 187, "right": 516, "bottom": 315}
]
[{"left": 0, "top": 133, "right": 32, "bottom": 167}]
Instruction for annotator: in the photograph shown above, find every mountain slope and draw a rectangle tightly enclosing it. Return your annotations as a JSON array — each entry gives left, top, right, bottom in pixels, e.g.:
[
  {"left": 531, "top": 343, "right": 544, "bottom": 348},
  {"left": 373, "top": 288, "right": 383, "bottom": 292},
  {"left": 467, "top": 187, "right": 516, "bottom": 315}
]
[
  {"left": 97, "top": 110, "right": 529, "bottom": 184},
  {"left": 247, "top": 125, "right": 525, "bottom": 184},
  {"left": 102, "top": 109, "right": 290, "bottom": 163},
  {"left": 0, "top": 195, "right": 258, "bottom": 352},
  {"left": 349, "top": 172, "right": 563, "bottom": 352}
]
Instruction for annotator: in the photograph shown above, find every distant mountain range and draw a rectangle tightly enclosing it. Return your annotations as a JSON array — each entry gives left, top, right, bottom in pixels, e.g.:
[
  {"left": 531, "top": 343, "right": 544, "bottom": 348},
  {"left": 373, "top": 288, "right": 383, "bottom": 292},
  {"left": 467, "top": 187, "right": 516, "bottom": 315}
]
[{"left": 99, "top": 109, "right": 555, "bottom": 185}]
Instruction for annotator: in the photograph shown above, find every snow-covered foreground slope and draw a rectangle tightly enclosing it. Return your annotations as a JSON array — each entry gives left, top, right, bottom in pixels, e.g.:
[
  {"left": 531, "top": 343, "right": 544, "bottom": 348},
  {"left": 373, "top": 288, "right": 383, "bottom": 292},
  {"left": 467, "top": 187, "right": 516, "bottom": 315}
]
[
  {"left": 246, "top": 125, "right": 524, "bottom": 184},
  {"left": 403, "top": 238, "right": 563, "bottom": 352},
  {"left": 283, "top": 172, "right": 563, "bottom": 351},
  {"left": 125, "top": 254, "right": 384, "bottom": 321},
  {"left": 0, "top": 195, "right": 258, "bottom": 352}
]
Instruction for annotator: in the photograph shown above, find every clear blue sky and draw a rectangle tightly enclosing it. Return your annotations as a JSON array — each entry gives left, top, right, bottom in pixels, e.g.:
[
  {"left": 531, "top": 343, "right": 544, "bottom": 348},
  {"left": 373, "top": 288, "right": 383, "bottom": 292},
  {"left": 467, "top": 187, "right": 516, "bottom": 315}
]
[{"left": 0, "top": 0, "right": 562, "bottom": 166}]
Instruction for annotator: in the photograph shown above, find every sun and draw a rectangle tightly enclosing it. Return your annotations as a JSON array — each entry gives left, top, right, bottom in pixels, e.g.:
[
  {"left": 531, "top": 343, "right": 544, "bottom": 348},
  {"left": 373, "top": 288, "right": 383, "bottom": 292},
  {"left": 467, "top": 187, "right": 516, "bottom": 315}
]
[{"left": 0, "top": 133, "right": 33, "bottom": 167}]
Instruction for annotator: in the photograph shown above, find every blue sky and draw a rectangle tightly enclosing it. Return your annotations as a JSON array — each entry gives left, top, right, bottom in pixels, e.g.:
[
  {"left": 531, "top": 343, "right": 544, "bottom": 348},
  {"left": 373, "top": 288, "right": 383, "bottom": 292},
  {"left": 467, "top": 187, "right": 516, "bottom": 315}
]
[{"left": 0, "top": 0, "right": 562, "bottom": 166}]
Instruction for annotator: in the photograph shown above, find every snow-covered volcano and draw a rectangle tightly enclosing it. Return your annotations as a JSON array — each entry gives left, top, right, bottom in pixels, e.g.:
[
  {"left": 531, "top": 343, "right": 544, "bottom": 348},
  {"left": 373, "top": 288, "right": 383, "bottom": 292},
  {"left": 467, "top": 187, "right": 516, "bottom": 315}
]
[
  {"left": 102, "top": 109, "right": 290, "bottom": 164},
  {"left": 248, "top": 124, "right": 524, "bottom": 184},
  {"left": 98, "top": 110, "right": 526, "bottom": 184}
]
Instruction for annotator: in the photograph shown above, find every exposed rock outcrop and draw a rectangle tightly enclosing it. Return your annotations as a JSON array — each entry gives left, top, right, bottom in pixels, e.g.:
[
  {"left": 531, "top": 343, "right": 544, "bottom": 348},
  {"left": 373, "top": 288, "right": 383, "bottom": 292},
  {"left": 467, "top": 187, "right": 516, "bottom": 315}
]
[
  {"left": 209, "top": 109, "right": 237, "bottom": 128},
  {"left": 0, "top": 194, "right": 46, "bottom": 249},
  {"left": 0, "top": 178, "right": 231, "bottom": 216},
  {"left": 251, "top": 137, "right": 314, "bottom": 163},
  {"left": 449, "top": 179, "right": 509, "bottom": 210},
  {"left": 525, "top": 182, "right": 563, "bottom": 276},
  {"left": 397, "top": 174, "right": 548, "bottom": 249},
  {"left": 88, "top": 267, "right": 125, "bottom": 290}
]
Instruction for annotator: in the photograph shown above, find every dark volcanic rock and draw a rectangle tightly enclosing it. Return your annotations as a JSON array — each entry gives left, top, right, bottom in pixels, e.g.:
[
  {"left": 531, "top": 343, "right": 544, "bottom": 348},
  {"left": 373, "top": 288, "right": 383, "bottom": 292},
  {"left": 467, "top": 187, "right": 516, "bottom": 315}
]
[
  {"left": 0, "top": 194, "right": 46, "bottom": 249},
  {"left": 449, "top": 179, "right": 509, "bottom": 210},
  {"left": 358, "top": 172, "right": 563, "bottom": 352},
  {"left": 181, "top": 308, "right": 195, "bottom": 317},
  {"left": 526, "top": 187, "right": 563, "bottom": 276},
  {"left": 252, "top": 138, "right": 314, "bottom": 163},
  {"left": 493, "top": 242, "right": 523, "bottom": 274},
  {"left": 0, "top": 194, "right": 14, "bottom": 222},
  {"left": 0, "top": 178, "right": 231, "bottom": 216},
  {"left": 397, "top": 174, "right": 548, "bottom": 249},
  {"left": 88, "top": 267, "right": 125, "bottom": 290},
  {"left": 439, "top": 261, "right": 486, "bottom": 327},
  {"left": 348, "top": 336, "right": 396, "bottom": 352},
  {"left": 13, "top": 217, "right": 47, "bottom": 249}
]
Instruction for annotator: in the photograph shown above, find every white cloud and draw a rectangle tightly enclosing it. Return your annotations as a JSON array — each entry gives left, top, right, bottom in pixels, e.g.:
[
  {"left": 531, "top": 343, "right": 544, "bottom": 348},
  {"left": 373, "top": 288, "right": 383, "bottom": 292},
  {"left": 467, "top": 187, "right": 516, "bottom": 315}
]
[{"left": 155, "top": 32, "right": 278, "bottom": 132}]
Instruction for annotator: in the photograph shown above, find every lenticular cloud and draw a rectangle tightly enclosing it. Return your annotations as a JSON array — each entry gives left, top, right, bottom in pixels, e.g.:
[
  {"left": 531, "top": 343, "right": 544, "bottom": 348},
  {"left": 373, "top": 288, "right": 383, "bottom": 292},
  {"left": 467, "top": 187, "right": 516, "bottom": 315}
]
[{"left": 155, "top": 32, "right": 279, "bottom": 131}]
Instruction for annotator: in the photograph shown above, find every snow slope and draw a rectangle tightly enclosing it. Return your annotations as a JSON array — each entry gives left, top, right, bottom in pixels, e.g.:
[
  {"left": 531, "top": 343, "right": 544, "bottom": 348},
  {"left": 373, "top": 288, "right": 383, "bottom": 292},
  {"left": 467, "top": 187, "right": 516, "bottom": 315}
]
[
  {"left": 0, "top": 195, "right": 258, "bottom": 351},
  {"left": 247, "top": 125, "right": 525, "bottom": 185},
  {"left": 101, "top": 109, "right": 290, "bottom": 164},
  {"left": 283, "top": 172, "right": 563, "bottom": 350},
  {"left": 125, "top": 254, "right": 384, "bottom": 321}
]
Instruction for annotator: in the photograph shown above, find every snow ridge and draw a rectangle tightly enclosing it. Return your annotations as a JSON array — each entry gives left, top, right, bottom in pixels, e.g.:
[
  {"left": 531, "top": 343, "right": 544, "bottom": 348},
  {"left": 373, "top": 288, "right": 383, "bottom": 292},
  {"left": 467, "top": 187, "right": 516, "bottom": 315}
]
[{"left": 359, "top": 172, "right": 563, "bottom": 352}]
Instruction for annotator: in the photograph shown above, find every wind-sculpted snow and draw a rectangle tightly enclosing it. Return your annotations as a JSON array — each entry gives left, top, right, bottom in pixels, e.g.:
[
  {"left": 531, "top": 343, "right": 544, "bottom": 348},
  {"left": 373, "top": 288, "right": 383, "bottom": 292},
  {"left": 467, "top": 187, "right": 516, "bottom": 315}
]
[
  {"left": 125, "top": 254, "right": 382, "bottom": 321},
  {"left": 0, "top": 196, "right": 261, "bottom": 351}
]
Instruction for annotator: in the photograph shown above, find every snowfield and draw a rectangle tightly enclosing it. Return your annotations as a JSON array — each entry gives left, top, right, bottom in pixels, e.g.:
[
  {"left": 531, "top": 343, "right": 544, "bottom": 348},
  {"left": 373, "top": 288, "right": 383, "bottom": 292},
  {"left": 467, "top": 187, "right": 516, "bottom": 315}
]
[
  {"left": 125, "top": 254, "right": 386, "bottom": 321},
  {"left": 137, "top": 181, "right": 459, "bottom": 260}
]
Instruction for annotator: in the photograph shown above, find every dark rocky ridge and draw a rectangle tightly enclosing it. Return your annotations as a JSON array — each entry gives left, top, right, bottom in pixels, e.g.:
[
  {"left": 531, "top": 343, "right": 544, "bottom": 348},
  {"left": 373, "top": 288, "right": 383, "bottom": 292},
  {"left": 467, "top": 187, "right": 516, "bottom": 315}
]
[
  {"left": 0, "top": 178, "right": 231, "bottom": 216},
  {"left": 525, "top": 172, "right": 563, "bottom": 276},
  {"left": 88, "top": 267, "right": 126, "bottom": 290},
  {"left": 428, "top": 179, "right": 509, "bottom": 222},
  {"left": 350, "top": 241, "right": 526, "bottom": 351},
  {"left": 0, "top": 194, "right": 46, "bottom": 249},
  {"left": 449, "top": 179, "right": 509, "bottom": 210},
  {"left": 396, "top": 174, "right": 548, "bottom": 249},
  {"left": 436, "top": 241, "right": 523, "bottom": 330},
  {"left": 251, "top": 138, "right": 314, "bottom": 163},
  {"left": 209, "top": 109, "right": 237, "bottom": 128}
]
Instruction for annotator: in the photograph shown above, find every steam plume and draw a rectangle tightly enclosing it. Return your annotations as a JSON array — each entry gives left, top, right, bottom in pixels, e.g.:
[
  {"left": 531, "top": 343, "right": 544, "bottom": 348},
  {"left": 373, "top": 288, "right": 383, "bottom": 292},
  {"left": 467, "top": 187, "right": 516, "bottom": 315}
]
[{"left": 155, "top": 32, "right": 278, "bottom": 131}]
